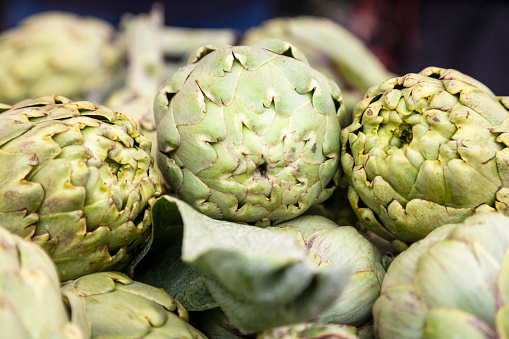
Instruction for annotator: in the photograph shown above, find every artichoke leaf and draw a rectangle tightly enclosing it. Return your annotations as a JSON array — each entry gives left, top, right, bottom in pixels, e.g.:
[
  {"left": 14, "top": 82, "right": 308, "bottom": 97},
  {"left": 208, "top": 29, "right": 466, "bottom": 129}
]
[{"left": 134, "top": 195, "right": 351, "bottom": 334}]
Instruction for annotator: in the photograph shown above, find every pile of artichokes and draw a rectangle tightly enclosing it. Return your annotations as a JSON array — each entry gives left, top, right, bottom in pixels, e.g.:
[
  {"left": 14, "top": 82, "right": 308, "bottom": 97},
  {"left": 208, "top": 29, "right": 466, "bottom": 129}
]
[{"left": 0, "top": 8, "right": 508, "bottom": 339}]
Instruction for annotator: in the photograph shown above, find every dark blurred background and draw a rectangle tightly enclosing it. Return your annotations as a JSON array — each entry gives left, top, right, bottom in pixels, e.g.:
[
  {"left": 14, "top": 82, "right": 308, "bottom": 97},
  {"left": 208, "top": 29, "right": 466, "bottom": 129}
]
[{"left": 0, "top": 0, "right": 508, "bottom": 94}]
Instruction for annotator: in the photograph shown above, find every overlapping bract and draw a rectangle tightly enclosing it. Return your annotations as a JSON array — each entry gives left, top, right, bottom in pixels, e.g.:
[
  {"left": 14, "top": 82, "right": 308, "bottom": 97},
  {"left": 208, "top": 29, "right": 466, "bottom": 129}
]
[
  {"left": 275, "top": 215, "right": 385, "bottom": 327},
  {"left": 373, "top": 212, "right": 509, "bottom": 339},
  {"left": 0, "top": 96, "right": 160, "bottom": 281},
  {"left": 341, "top": 67, "right": 509, "bottom": 250},
  {"left": 0, "top": 12, "right": 123, "bottom": 104},
  {"left": 0, "top": 226, "right": 90, "bottom": 339},
  {"left": 154, "top": 38, "right": 344, "bottom": 225},
  {"left": 62, "top": 272, "right": 207, "bottom": 338}
]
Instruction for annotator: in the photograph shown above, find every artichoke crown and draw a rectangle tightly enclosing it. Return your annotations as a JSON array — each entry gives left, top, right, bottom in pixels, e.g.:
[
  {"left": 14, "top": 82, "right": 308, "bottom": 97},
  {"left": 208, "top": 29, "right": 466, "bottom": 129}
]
[
  {"left": 155, "top": 38, "right": 344, "bottom": 225},
  {"left": 341, "top": 67, "right": 509, "bottom": 248}
]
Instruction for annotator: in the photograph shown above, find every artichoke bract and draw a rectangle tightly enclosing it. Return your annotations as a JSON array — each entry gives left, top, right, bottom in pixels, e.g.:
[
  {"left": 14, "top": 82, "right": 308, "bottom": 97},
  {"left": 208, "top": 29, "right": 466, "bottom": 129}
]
[
  {"left": 0, "top": 96, "right": 161, "bottom": 281},
  {"left": 373, "top": 212, "right": 509, "bottom": 339},
  {"left": 62, "top": 272, "right": 207, "bottom": 338},
  {"left": 154, "top": 38, "right": 344, "bottom": 225},
  {"left": 341, "top": 67, "right": 509, "bottom": 250},
  {"left": 0, "top": 11, "right": 123, "bottom": 104},
  {"left": 274, "top": 215, "right": 385, "bottom": 327},
  {"left": 0, "top": 226, "right": 90, "bottom": 339}
]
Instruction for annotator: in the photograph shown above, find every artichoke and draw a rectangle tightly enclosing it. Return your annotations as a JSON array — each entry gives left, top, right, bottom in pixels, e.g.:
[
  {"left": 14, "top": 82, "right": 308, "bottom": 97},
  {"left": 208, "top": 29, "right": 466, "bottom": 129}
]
[
  {"left": 274, "top": 215, "right": 385, "bottom": 326},
  {"left": 62, "top": 271, "right": 207, "bottom": 338},
  {"left": 0, "top": 11, "right": 123, "bottom": 104},
  {"left": 341, "top": 67, "right": 509, "bottom": 251},
  {"left": 241, "top": 16, "right": 394, "bottom": 118},
  {"left": 0, "top": 226, "right": 90, "bottom": 339},
  {"left": 154, "top": 38, "right": 344, "bottom": 225},
  {"left": 0, "top": 96, "right": 161, "bottom": 281},
  {"left": 373, "top": 212, "right": 509, "bottom": 339},
  {"left": 257, "top": 323, "right": 366, "bottom": 339}
]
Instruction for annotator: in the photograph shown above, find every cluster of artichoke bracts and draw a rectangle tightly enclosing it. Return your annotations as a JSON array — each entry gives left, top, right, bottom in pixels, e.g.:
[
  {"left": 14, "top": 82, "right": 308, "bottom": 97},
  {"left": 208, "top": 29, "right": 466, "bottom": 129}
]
[{"left": 0, "top": 10, "right": 508, "bottom": 339}]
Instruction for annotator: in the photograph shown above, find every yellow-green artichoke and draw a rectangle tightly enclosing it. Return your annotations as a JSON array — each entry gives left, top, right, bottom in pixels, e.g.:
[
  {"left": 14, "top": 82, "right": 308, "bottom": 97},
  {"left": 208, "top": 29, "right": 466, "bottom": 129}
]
[
  {"left": 0, "top": 96, "right": 161, "bottom": 281},
  {"left": 341, "top": 67, "right": 509, "bottom": 251},
  {"left": 62, "top": 272, "right": 207, "bottom": 338},
  {"left": 0, "top": 11, "right": 124, "bottom": 104},
  {"left": 0, "top": 226, "right": 91, "bottom": 338}
]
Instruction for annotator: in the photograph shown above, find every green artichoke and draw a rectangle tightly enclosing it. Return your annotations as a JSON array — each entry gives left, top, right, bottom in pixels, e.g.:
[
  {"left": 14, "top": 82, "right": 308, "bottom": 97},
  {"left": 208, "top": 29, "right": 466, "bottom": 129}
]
[
  {"left": 0, "top": 11, "right": 123, "bottom": 104},
  {"left": 341, "top": 67, "right": 509, "bottom": 251},
  {"left": 154, "top": 38, "right": 344, "bottom": 225},
  {"left": 373, "top": 212, "right": 509, "bottom": 339},
  {"left": 0, "top": 96, "right": 161, "bottom": 281},
  {"left": 0, "top": 226, "right": 91, "bottom": 339},
  {"left": 274, "top": 215, "right": 385, "bottom": 326},
  {"left": 62, "top": 271, "right": 207, "bottom": 338}
]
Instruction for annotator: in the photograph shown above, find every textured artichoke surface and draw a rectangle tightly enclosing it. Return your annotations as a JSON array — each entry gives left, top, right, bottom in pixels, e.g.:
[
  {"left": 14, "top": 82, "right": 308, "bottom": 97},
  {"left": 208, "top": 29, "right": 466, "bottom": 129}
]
[
  {"left": 62, "top": 271, "right": 207, "bottom": 338},
  {"left": 0, "top": 226, "right": 90, "bottom": 339},
  {"left": 341, "top": 67, "right": 509, "bottom": 250},
  {"left": 0, "top": 96, "right": 160, "bottom": 281},
  {"left": 0, "top": 11, "right": 123, "bottom": 104},
  {"left": 373, "top": 212, "right": 509, "bottom": 339},
  {"left": 275, "top": 215, "right": 385, "bottom": 327},
  {"left": 155, "top": 38, "right": 344, "bottom": 225}
]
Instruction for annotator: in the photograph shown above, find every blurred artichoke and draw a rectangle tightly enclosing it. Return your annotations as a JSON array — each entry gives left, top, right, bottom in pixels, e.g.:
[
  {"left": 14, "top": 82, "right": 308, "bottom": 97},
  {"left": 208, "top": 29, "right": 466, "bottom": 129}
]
[
  {"left": 241, "top": 16, "right": 394, "bottom": 118},
  {"left": 257, "top": 323, "right": 364, "bottom": 339},
  {"left": 62, "top": 272, "right": 206, "bottom": 339},
  {"left": 373, "top": 212, "right": 509, "bottom": 339},
  {"left": 241, "top": 16, "right": 392, "bottom": 93},
  {"left": 0, "top": 96, "right": 161, "bottom": 281},
  {"left": 0, "top": 11, "right": 124, "bottom": 104},
  {"left": 275, "top": 215, "right": 385, "bottom": 326},
  {"left": 154, "top": 38, "right": 344, "bottom": 225},
  {"left": 0, "top": 226, "right": 91, "bottom": 338},
  {"left": 341, "top": 67, "right": 509, "bottom": 251},
  {"left": 62, "top": 271, "right": 207, "bottom": 338}
]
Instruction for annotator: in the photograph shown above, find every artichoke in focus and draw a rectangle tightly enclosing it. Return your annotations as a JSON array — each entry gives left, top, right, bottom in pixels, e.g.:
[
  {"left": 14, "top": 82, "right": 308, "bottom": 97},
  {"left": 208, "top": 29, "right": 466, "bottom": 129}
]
[
  {"left": 154, "top": 38, "right": 344, "bottom": 225},
  {"left": 0, "top": 11, "right": 124, "bottom": 104},
  {"left": 0, "top": 96, "right": 161, "bottom": 281},
  {"left": 373, "top": 212, "right": 509, "bottom": 338},
  {"left": 62, "top": 271, "right": 207, "bottom": 338},
  {"left": 0, "top": 226, "right": 90, "bottom": 339},
  {"left": 275, "top": 215, "right": 385, "bottom": 326},
  {"left": 341, "top": 67, "right": 509, "bottom": 251}
]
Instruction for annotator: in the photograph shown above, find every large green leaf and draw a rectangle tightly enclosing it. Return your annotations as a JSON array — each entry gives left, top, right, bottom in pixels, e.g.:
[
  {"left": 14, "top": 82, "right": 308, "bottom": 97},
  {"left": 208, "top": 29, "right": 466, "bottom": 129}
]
[{"left": 134, "top": 195, "right": 352, "bottom": 334}]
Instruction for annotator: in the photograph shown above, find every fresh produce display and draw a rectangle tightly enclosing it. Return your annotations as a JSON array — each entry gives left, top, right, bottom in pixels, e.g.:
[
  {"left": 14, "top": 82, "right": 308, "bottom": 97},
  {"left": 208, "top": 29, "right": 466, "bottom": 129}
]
[
  {"left": 0, "top": 11, "right": 124, "bottom": 104},
  {"left": 0, "top": 95, "right": 161, "bottom": 281},
  {"left": 62, "top": 271, "right": 207, "bottom": 338},
  {"left": 0, "top": 226, "right": 90, "bottom": 338},
  {"left": 0, "top": 6, "right": 506, "bottom": 339},
  {"left": 154, "top": 38, "right": 344, "bottom": 225},
  {"left": 373, "top": 212, "right": 509, "bottom": 339},
  {"left": 341, "top": 67, "right": 509, "bottom": 251}
]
